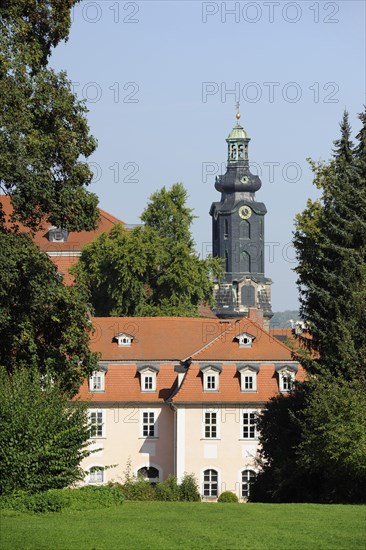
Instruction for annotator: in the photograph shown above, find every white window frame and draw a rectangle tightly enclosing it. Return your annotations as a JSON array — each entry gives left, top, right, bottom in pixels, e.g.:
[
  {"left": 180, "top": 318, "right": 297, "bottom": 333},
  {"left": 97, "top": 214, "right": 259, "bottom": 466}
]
[
  {"left": 241, "top": 469, "right": 256, "bottom": 499},
  {"left": 203, "top": 370, "right": 219, "bottom": 391},
  {"left": 141, "top": 370, "right": 157, "bottom": 392},
  {"left": 141, "top": 409, "right": 158, "bottom": 438},
  {"left": 203, "top": 409, "right": 219, "bottom": 439},
  {"left": 201, "top": 366, "right": 221, "bottom": 392},
  {"left": 89, "top": 409, "right": 105, "bottom": 439},
  {"left": 279, "top": 370, "right": 295, "bottom": 393},
  {"left": 115, "top": 333, "right": 133, "bottom": 347},
  {"left": 239, "top": 369, "right": 257, "bottom": 392},
  {"left": 88, "top": 466, "right": 104, "bottom": 485},
  {"left": 89, "top": 371, "right": 105, "bottom": 392},
  {"left": 203, "top": 469, "right": 218, "bottom": 497},
  {"left": 236, "top": 332, "right": 254, "bottom": 348},
  {"left": 241, "top": 409, "right": 258, "bottom": 440}
]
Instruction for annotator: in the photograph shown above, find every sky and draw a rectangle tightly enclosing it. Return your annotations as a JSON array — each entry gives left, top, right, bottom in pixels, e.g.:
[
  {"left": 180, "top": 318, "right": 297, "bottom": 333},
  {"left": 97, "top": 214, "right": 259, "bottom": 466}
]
[{"left": 50, "top": 0, "right": 366, "bottom": 311}]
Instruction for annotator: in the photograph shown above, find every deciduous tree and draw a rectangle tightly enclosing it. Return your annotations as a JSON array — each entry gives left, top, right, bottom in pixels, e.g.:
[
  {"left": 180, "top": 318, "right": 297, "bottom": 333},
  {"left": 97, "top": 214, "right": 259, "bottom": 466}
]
[
  {"left": 0, "top": 366, "right": 91, "bottom": 495},
  {"left": 74, "top": 183, "right": 223, "bottom": 317}
]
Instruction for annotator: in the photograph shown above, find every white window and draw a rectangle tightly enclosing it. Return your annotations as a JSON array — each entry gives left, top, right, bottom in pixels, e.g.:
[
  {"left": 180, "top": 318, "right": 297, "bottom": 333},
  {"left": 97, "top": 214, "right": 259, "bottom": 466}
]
[
  {"left": 242, "top": 410, "right": 258, "bottom": 440},
  {"left": 142, "top": 410, "right": 157, "bottom": 438},
  {"left": 89, "top": 467, "right": 104, "bottom": 484},
  {"left": 89, "top": 371, "right": 105, "bottom": 392},
  {"left": 141, "top": 370, "right": 157, "bottom": 392},
  {"left": 279, "top": 370, "right": 295, "bottom": 392},
  {"left": 201, "top": 366, "right": 221, "bottom": 391},
  {"left": 203, "top": 469, "right": 218, "bottom": 497},
  {"left": 89, "top": 410, "right": 105, "bottom": 438},
  {"left": 114, "top": 333, "right": 134, "bottom": 347},
  {"left": 241, "top": 470, "right": 256, "bottom": 498},
  {"left": 204, "top": 411, "right": 217, "bottom": 438},
  {"left": 244, "top": 374, "right": 254, "bottom": 390},
  {"left": 236, "top": 333, "right": 255, "bottom": 348}
]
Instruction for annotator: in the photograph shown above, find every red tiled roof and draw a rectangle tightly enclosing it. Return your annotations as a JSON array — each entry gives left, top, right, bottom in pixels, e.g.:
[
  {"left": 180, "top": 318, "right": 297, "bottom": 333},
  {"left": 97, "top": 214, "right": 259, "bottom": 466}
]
[
  {"left": 190, "top": 318, "right": 294, "bottom": 362},
  {"left": 91, "top": 317, "right": 295, "bottom": 363},
  {"left": 171, "top": 363, "right": 306, "bottom": 404},
  {"left": 90, "top": 317, "right": 228, "bottom": 361},
  {"left": 83, "top": 317, "right": 305, "bottom": 404},
  {"left": 77, "top": 363, "right": 177, "bottom": 403},
  {"left": 0, "top": 195, "right": 124, "bottom": 253},
  {"left": 53, "top": 256, "right": 79, "bottom": 285}
]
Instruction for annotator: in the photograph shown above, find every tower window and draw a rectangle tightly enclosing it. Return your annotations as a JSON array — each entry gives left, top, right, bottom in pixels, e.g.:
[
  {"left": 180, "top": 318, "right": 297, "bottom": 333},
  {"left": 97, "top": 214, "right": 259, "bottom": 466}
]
[{"left": 224, "top": 219, "right": 229, "bottom": 239}]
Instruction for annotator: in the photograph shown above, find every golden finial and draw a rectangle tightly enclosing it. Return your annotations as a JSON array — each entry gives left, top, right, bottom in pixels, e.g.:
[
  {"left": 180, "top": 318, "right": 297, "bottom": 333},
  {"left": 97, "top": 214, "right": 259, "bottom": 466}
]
[{"left": 236, "top": 101, "right": 241, "bottom": 121}]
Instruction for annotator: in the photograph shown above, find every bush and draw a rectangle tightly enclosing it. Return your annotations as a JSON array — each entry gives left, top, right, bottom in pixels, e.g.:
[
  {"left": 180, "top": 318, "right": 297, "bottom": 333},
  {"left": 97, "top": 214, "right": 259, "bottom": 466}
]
[
  {"left": 120, "top": 477, "right": 156, "bottom": 501},
  {"left": 218, "top": 491, "right": 239, "bottom": 503},
  {"left": 0, "top": 490, "right": 67, "bottom": 513},
  {"left": 64, "top": 485, "right": 124, "bottom": 510},
  {"left": 0, "top": 486, "right": 124, "bottom": 513},
  {"left": 155, "top": 475, "right": 180, "bottom": 501},
  {"left": 179, "top": 473, "right": 200, "bottom": 502}
]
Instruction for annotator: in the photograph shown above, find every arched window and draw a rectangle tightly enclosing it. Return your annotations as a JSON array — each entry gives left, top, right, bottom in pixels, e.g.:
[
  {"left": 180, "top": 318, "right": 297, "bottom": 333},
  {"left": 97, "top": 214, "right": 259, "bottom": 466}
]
[
  {"left": 137, "top": 466, "right": 160, "bottom": 483},
  {"left": 203, "top": 469, "right": 218, "bottom": 497},
  {"left": 225, "top": 250, "right": 229, "bottom": 272},
  {"left": 240, "top": 220, "right": 250, "bottom": 239},
  {"left": 241, "top": 470, "right": 256, "bottom": 498},
  {"left": 88, "top": 466, "right": 104, "bottom": 485},
  {"left": 224, "top": 219, "right": 229, "bottom": 239},
  {"left": 240, "top": 250, "right": 251, "bottom": 272}
]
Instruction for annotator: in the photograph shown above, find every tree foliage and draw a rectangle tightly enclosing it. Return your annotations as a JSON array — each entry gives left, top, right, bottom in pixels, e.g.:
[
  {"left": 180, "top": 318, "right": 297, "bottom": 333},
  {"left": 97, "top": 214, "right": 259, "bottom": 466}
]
[
  {"left": 0, "top": 366, "right": 91, "bottom": 495},
  {"left": 293, "top": 109, "right": 366, "bottom": 379},
  {"left": 0, "top": 231, "right": 98, "bottom": 395},
  {"left": 0, "top": 0, "right": 99, "bottom": 231},
  {"left": 74, "top": 183, "right": 223, "bottom": 317},
  {"left": 253, "top": 380, "right": 366, "bottom": 503},
  {"left": 253, "top": 109, "right": 366, "bottom": 504}
]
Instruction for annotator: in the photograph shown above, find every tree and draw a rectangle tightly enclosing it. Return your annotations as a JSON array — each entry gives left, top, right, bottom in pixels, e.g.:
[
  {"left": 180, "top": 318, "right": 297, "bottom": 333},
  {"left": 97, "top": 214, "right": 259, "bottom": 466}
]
[
  {"left": 293, "top": 110, "right": 366, "bottom": 379},
  {"left": 252, "top": 379, "right": 366, "bottom": 503},
  {"left": 0, "top": 366, "right": 91, "bottom": 495},
  {"left": 252, "top": 110, "right": 366, "bottom": 504},
  {"left": 0, "top": 231, "right": 98, "bottom": 395},
  {"left": 0, "top": 0, "right": 99, "bottom": 231},
  {"left": 74, "top": 183, "right": 223, "bottom": 317}
]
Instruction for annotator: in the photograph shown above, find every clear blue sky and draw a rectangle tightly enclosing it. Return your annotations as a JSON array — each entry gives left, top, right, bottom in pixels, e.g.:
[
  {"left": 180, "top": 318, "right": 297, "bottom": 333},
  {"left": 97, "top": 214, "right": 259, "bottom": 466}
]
[{"left": 50, "top": 0, "right": 366, "bottom": 311}]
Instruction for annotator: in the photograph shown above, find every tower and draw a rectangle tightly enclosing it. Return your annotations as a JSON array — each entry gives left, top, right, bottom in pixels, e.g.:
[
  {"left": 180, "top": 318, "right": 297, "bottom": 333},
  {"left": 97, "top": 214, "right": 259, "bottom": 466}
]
[{"left": 210, "top": 109, "right": 273, "bottom": 329}]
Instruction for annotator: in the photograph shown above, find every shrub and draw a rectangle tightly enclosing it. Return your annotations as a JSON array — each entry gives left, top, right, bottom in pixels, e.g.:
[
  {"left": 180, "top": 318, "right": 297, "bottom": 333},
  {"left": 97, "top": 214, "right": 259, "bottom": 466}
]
[
  {"left": 0, "top": 486, "right": 124, "bottom": 513},
  {"left": 218, "top": 491, "right": 239, "bottom": 503},
  {"left": 64, "top": 485, "right": 124, "bottom": 510},
  {"left": 0, "top": 490, "right": 67, "bottom": 513},
  {"left": 155, "top": 475, "right": 180, "bottom": 501},
  {"left": 179, "top": 473, "right": 200, "bottom": 502},
  {"left": 120, "top": 477, "right": 156, "bottom": 501}
]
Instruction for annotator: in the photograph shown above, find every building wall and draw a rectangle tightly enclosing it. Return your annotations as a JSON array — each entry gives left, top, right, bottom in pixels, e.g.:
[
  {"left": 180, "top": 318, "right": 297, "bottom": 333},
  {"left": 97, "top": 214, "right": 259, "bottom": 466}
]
[
  {"left": 176, "top": 405, "right": 259, "bottom": 500},
  {"left": 81, "top": 403, "right": 174, "bottom": 484}
]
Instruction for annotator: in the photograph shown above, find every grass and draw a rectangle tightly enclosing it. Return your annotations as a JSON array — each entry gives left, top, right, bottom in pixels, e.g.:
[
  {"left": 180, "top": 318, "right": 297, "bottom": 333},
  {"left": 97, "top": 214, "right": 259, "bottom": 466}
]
[{"left": 1, "top": 502, "right": 365, "bottom": 550}]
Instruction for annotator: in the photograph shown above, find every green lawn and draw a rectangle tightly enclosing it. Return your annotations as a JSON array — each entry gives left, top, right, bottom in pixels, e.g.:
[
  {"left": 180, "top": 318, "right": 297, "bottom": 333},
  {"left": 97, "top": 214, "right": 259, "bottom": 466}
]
[{"left": 1, "top": 502, "right": 365, "bottom": 550}]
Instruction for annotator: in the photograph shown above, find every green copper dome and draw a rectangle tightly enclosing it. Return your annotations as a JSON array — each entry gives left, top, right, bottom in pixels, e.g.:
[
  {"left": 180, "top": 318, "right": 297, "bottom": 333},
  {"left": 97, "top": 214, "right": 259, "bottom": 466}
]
[{"left": 227, "top": 122, "right": 249, "bottom": 140}]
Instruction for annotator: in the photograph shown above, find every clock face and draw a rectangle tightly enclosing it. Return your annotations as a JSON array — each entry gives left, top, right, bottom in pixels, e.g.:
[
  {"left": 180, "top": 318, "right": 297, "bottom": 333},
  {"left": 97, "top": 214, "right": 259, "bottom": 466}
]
[
  {"left": 240, "top": 175, "right": 249, "bottom": 184},
  {"left": 238, "top": 205, "right": 252, "bottom": 220}
]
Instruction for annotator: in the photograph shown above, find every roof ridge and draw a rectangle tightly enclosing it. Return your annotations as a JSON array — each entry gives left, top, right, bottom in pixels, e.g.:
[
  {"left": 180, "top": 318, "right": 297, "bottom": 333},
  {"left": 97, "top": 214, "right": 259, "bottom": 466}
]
[
  {"left": 98, "top": 208, "right": 125, "bottom": 226},
  {"left": 183, "top": 319, "right": 239, "bottom": 362}
]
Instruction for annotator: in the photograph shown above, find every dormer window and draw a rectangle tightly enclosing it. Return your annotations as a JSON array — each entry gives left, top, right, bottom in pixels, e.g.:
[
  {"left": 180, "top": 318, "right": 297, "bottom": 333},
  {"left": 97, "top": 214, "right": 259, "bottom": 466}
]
[
  {"left": 275, "top": 364, "right": 298, "bottom": 393},
  {"left": 114, "top": 333, "right": 134, "bottom": 347},
  {"left": 89, "top": 366, "right": 107, "bottom": 392},
  {"left": 237, "top": 364, "right": 259, "bottom": 392},
  {"left": 235, "top": 332, "right": 255, "bottom": 348},
  {"left": 200, "top": 364, "right": 222, "bottom": 392},
  {"left": 137, "top": 365, "right": 159, "bottom": 392},
  {"left": 48, "top": 227, "right": 68, "bottom": 243}
]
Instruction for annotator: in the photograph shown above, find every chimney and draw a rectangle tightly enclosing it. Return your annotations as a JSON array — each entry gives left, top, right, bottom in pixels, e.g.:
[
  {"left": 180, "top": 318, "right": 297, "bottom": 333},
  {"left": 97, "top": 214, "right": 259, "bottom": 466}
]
[{"left": 248, "top": 307, "right": 264, "bottom": 327}]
